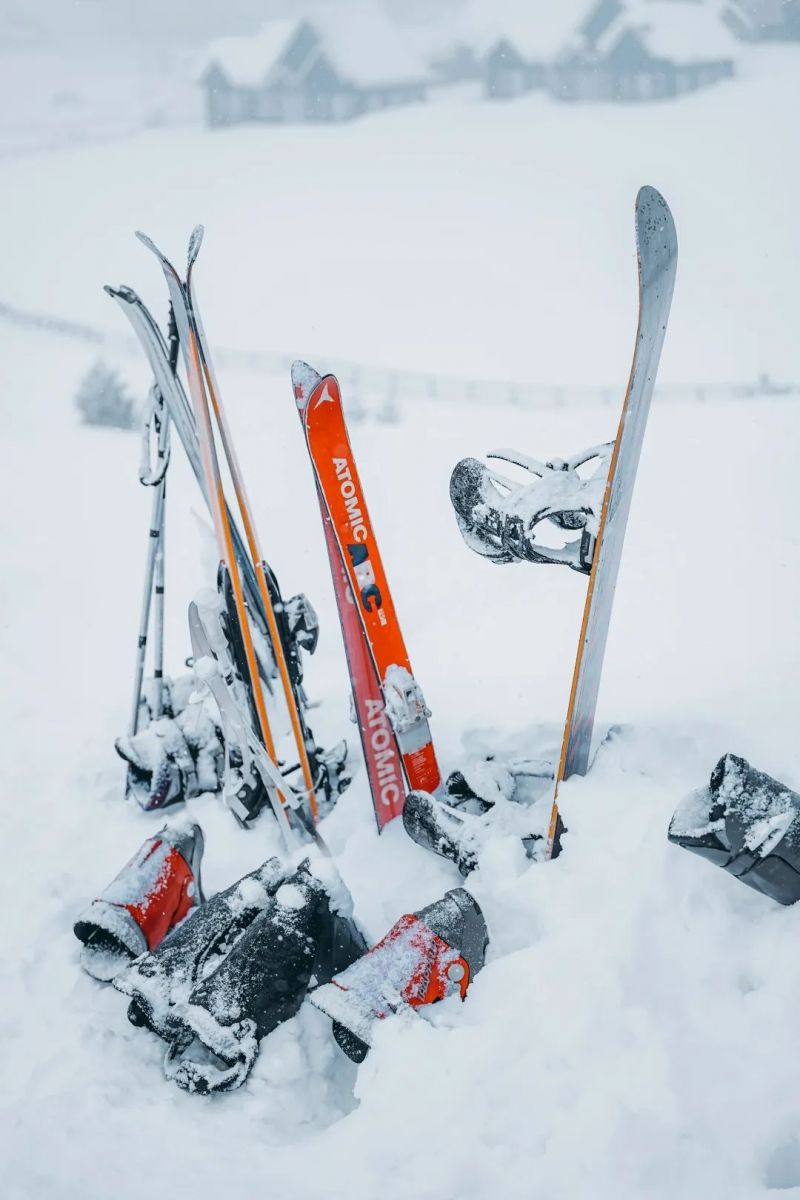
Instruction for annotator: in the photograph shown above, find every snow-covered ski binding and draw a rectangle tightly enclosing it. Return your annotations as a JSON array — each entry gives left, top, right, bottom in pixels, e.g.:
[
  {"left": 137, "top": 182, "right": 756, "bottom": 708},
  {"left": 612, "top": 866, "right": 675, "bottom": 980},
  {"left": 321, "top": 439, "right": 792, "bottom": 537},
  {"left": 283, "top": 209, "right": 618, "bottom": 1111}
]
[
  {"left": 450, "top": 445, "right": 611, "bottom": 573},
  {"left": 403, "top": 783, "right": 563, "bottom": 876},
  {"left": 310, "top": 888, "right": 489, "bottom": 1061},
  {"left": 115, "top": 675, "right": 225, "bottom": 812},
  {"left": 73, "top": 822, "right": 204, "bottom": 980},
  {"left": 669, "top": 755, "right": 800, "bottom": 906}
]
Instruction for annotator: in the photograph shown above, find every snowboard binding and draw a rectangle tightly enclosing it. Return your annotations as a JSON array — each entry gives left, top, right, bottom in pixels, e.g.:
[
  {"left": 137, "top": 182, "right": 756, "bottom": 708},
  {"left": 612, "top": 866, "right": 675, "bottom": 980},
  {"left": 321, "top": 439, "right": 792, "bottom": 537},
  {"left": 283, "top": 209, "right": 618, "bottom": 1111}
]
[
  {"left": 669, "top": 754, "right": 800, "bottom": 906},
  {"left": 450, "top": 444, "right": 612, "bottom": 573},
  {"left": 404, "top": 753, "right": 564, "bottom": 876}
]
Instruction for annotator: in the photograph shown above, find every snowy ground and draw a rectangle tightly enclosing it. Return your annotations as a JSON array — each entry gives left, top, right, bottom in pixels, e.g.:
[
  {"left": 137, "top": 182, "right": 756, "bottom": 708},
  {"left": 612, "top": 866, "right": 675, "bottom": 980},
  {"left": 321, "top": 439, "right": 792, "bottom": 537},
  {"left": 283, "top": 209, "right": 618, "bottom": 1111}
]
[{"left": 2, "top": 52, "right": 800, "bottom": 1200}]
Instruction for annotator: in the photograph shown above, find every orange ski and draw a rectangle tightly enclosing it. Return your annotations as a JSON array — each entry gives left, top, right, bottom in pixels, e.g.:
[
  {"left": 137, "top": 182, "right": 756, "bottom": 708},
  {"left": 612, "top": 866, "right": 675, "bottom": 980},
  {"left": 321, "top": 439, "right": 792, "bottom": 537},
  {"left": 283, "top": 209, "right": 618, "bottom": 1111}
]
[{"left": 298, "top": 368, "right": 443, "bottom": 799}]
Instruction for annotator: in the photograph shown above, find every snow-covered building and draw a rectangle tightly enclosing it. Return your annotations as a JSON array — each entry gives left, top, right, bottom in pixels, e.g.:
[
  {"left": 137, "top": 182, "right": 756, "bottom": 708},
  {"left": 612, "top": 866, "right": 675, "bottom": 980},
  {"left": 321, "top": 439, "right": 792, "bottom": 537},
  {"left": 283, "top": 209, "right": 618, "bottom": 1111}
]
[
  {"left": 200, "top": 11, "right": 429, "bottom": 127},
  {"left": 552, "top": 1, "right": 737, "bottom": 102},
  {"left": 724, "top": 0, "right": 800, "bottom": 41},
  {"left": 476, "top": 0, "right": 600, "bottom": 99},
  {"left": 477, "top": 0, "right": 737, "bottom": 104}
]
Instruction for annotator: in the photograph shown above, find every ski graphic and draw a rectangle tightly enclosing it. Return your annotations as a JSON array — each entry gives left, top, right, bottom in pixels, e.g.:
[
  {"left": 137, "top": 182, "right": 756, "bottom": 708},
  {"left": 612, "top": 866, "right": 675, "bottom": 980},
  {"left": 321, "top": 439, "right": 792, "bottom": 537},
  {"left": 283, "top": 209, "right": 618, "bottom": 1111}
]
[
  {"left": 293, "top": 362, "right": 405, "bottom": 830},
  {"left": 295, "top": 365, "right": 444, "bottom": 800},
  {"left": 547, "top": 185, "right": 678, "bottom": 857}
]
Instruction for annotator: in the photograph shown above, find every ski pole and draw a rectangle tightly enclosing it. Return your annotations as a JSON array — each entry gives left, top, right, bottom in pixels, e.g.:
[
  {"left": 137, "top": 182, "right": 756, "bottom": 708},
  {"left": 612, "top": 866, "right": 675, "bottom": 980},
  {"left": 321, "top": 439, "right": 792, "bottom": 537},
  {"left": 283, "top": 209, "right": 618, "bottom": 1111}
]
[{"left": 129, "top": 307, "right": 178, "bottom": 735}]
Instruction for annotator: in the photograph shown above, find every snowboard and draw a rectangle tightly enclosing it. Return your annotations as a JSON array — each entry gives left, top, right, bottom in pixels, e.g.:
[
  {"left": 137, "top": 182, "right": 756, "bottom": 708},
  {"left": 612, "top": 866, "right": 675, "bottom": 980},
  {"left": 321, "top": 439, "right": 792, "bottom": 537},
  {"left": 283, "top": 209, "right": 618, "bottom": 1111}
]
[{"left": 546, "top": 185, "right": 678, "bottom": 856}]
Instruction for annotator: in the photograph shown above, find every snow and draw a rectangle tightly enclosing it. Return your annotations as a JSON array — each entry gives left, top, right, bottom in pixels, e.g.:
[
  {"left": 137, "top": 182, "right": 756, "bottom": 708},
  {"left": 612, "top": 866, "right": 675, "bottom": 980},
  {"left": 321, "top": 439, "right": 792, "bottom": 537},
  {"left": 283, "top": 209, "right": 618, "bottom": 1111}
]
[
  {"left": 464, "top": 0, "right": 598, "bottom": 60},
  {"left": 201, "top": 8, "right": 430, "bottom": 92},
  {"left": 605, "top": 1, "right": 742, "bottom": 64},
  {"left": 203, "top": 19, "right": 301, "bottom": 88},
  {"left": 1, "top": 40, "right": 800, "bottom": 1200},
  {"left": 313, "top": 7, "right": 431, "bottom": 86}
]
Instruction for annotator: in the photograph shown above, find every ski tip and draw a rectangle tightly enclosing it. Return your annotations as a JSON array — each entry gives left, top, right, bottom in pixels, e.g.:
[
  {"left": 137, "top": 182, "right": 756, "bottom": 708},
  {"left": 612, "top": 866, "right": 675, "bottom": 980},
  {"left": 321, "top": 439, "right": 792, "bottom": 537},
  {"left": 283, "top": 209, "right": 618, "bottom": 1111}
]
[
  {"left": 135, "top": 231, "right": 180, "bottom": 280},
  {"left": 134, "top": 229, "right": 158, "bottom": 254},
  {"left": 104, "top": 283, "right": 137, "bottom": 304},
  {"left": 187, "top": 225, "right": 205, "bottom": 271},
  {"left": 291, "top": 360, "right": 323, "bottom": 411},
  {"left": 634, "top": 186, "right": 677, "bottom": 285}
]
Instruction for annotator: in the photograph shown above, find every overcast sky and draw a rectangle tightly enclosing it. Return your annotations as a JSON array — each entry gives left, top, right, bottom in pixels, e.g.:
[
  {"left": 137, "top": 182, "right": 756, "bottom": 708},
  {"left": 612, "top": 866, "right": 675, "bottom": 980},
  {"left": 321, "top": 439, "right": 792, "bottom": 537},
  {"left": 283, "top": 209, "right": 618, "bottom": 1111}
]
[{"left": 0, "top": 0, "right": 463, "bottom": 50}]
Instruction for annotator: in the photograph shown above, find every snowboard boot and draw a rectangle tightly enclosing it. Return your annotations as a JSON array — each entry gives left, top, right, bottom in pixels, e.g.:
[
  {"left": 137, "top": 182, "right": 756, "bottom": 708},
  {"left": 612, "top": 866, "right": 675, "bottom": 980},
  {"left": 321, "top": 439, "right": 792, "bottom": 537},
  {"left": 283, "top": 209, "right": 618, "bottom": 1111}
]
[
  {"left": 669, "top": 754, "right": 800, "bottom": 905},
  {"left": 450, "top": 445, "right": 610, "bottom": 573},
  {"left": 164, "top": 862, "right": 368, "bottom": 1094},
  {"left": 73, "top": 822, "right": 204, "bottom": 981},
  {"left": 115, "top": 856, "right": 287, "bottom": 1041},
  {"left": 310, "top": 888, "right": 489, "bottom": 1062}
]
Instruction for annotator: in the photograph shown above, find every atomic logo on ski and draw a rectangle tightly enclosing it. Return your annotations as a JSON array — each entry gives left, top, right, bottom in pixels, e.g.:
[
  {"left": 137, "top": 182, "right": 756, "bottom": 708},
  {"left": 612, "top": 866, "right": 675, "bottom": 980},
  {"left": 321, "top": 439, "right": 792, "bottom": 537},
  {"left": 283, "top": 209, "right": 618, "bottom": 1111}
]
[{"left": 364, "top": 698, "right": 404, "bottom": 811}]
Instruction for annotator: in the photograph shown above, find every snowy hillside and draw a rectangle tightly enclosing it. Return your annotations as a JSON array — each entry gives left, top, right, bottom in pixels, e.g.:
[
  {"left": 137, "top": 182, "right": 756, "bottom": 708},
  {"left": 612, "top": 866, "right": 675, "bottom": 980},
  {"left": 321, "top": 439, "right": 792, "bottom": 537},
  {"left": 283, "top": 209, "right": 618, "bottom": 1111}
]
[{"left": 1, "top": 42, "right": 800, "bottom": 1200}]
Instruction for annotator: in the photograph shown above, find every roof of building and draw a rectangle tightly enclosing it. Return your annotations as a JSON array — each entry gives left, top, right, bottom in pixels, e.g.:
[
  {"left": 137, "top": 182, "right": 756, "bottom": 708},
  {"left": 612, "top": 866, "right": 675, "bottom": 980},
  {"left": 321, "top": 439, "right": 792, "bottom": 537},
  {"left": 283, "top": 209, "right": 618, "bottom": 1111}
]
[
  {"left": 203, "top": 19, "right": 300, "bottom": 87},
  {"left": 464, "top": 0, "right": 603, "bottom": 60},
  {"left": 201, "top": 7, "right": 429, "bottom": 91},
  {"left": 597, "top": 2, "right": 740, "bottom": 63},
  {"left": 313, "top": 7, "right": 430, "bottom": 86}
]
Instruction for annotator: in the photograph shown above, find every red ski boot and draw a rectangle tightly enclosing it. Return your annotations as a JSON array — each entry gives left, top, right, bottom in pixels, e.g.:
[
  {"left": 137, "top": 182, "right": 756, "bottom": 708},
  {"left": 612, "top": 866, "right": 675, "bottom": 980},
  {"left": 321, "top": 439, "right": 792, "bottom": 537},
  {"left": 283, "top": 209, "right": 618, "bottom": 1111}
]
[
  {"left": 73, "top": 822, "right": 204, "bottom": 980},
  {"left": 310, "top": 888, "right": 488, "bottom": 1061}
]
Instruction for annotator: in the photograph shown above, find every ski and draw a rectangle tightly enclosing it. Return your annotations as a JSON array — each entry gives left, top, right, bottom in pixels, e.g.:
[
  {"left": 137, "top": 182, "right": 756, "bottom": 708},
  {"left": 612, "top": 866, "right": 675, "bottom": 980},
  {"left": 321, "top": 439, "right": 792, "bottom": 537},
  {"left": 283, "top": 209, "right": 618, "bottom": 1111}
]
[
  {"left": 104, "top": 284, "right": 274, "bottom": 664},
  {"left": 108, "top": 267, "right": 345, "bottom": 826},
  {"left": 545, "top": 185, "right": 678, "bottom": 855},
  {"left": 293, "top": 364, "right": 444, "bottom": 801},
  {"left": 181, "top": 229, "right": 321, "bottom": 823},
  {"left": 131, "top": 231, "right": 301, "bottom": 824},
  {"left": 292, "top": 362, "right": 405, "bottom": 831}
]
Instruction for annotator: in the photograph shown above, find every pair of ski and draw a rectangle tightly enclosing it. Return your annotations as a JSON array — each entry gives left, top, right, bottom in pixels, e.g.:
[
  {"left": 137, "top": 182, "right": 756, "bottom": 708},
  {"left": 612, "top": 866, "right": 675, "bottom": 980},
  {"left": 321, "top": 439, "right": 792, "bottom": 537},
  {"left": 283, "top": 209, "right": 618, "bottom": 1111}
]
[
  {"left": 295, "top": 186, "right": 678, "bottom": 862},
  {"left": 108, "top": 233, "right": 333, "bottom": 844}
]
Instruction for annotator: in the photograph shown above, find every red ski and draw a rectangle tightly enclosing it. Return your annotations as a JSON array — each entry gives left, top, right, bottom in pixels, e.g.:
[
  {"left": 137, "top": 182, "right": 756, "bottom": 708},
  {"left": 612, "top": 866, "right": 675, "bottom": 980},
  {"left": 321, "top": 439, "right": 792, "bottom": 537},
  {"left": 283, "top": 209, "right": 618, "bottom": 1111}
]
[{"left": 293, "top": 364, "right": 444, "bottom": 803}]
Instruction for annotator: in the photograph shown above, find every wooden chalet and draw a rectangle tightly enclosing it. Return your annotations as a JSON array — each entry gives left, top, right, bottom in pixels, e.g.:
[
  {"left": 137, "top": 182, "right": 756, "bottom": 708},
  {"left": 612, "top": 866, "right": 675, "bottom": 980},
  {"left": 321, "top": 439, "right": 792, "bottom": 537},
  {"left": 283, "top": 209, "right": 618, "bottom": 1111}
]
[
  {"left": 201, "top": 10, "right": 429, "bottom": 127},
  {"left": 724, "top": 0, "right": 800, "bottom": 41},
  {"left": 552, "top": 3, "right": 737, "bottom": 102}
]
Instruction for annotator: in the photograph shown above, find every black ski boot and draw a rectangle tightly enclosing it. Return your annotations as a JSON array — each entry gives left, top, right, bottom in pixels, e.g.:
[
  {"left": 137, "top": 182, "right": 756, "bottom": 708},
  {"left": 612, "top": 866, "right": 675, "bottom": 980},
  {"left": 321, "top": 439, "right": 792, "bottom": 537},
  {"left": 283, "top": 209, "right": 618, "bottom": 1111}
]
[
  {"left": 164, "top": 862, "right": 368, "bottom": 1094},
  {"left": 310, "top": 888, "right": 489, "bottom": 1061},
  {"left": 114, "top": 856, "right": 287, "bottom": 1040},
  {"left": 73, "top": 822, "right": 204, "bottom": 981},
  {"left": 669, "top": 754, "right": 800, "bottom": 905}
]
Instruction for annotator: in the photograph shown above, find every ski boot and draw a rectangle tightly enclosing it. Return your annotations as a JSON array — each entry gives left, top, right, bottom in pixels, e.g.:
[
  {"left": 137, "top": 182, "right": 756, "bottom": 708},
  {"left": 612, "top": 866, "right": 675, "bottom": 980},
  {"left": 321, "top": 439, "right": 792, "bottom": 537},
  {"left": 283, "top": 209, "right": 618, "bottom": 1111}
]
[
  {"left": 162, "top": 861, "right": 368, "bottom": 1094},
  {"left": 449, "top": 444, "right": 611, "bottom": 573},
  {"left": 115, "top": 856, "right": 287, "bottom": 1041},
  {"left": 73, "top": 822, "right": 204, "bottom": 980},
  {"left": 310, "top": 888, "right": 489, "bottom": 1061},
  {"left": 669, "top": 754, "right": 800, "bottom": 905},
  {"left": 115, "top": 674, "right": 224, "bottom": 812}
]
